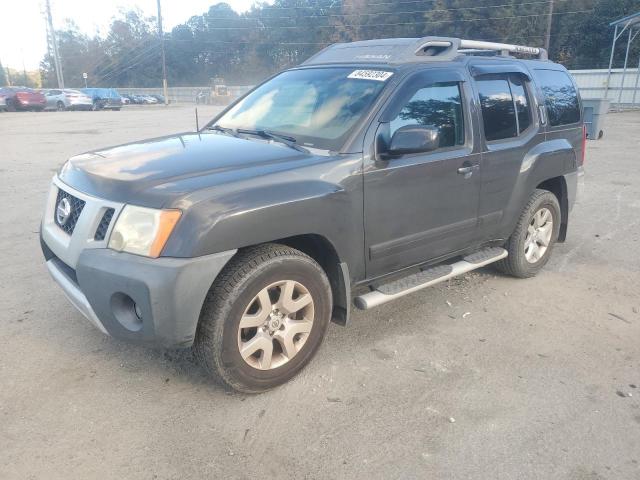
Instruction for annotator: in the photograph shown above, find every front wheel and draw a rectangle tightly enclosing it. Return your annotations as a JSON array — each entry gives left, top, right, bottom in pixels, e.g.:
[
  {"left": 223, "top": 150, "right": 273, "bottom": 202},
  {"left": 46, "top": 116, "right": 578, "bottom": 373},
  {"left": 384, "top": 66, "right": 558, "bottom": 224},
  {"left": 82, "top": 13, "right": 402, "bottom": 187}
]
[
  {"left": 195, "top": 244, "right": 332, "bottom": 393},
  {"left": 495, "top": 189, "right": 561, "bottom": 278}
]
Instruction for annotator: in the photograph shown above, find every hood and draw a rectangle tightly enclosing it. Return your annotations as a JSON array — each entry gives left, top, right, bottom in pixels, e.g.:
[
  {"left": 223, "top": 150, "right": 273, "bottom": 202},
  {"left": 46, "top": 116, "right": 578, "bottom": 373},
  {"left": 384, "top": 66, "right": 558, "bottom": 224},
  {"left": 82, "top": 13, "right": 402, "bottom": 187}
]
[{"left": 58, "top": 132, "right": 324, "bottom": 208}]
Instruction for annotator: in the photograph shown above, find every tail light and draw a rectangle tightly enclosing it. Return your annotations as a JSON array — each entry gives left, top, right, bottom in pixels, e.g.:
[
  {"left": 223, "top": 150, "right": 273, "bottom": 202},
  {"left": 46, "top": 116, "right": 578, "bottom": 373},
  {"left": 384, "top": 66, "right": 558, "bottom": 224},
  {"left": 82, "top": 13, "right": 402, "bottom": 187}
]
[{"left": 580, "top": 124, "right": 586, "bottom": 166}]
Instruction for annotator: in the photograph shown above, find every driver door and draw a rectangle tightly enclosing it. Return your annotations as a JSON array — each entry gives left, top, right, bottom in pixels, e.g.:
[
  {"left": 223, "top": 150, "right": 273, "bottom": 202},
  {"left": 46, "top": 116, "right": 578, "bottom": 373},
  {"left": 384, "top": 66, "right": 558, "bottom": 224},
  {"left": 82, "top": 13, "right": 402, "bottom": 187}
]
[{"left": 363, "top": 68, "right": 481, "bottom": 278}]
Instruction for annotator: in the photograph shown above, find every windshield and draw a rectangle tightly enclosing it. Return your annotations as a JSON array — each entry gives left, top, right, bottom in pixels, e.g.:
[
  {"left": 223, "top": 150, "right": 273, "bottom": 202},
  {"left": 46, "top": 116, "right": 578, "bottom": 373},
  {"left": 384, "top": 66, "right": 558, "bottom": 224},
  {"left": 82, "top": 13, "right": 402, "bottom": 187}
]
[{"left": 215, "top": 67, "right": 392, "bottom": 151}]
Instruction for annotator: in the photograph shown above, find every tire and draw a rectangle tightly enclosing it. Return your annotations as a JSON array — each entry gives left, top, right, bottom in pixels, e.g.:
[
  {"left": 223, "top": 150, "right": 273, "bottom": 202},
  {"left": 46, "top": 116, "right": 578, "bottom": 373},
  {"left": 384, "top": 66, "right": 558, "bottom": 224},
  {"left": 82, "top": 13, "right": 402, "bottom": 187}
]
[
  {"left": 195, "top": 243, "right": 332, "bottom": 393},
  {"left": 91, "top": 102, "right": 101, "bottom": 111},
  {"left": 56, "top": 101, "right": 65, "bottom": 111},
  {"left": 6, "top": 99, "right": 16, "bottom": 112},
  {"left": 495, "top": 189, "right": 561, "bottom": 278}
]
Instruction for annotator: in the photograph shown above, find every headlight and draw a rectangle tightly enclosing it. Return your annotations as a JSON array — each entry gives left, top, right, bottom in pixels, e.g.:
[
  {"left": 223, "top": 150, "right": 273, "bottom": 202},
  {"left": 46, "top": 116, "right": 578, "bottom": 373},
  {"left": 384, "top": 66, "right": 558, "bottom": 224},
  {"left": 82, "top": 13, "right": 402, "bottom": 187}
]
[{"left": 108, "top": 205, "right": 181, "bottom": 258}]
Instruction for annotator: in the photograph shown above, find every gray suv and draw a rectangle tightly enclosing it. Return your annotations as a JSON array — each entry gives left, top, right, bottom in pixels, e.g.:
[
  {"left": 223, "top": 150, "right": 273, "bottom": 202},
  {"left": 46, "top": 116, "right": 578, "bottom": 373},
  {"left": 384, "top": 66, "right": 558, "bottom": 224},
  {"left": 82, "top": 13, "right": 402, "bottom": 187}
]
[{"left": 41, "top": 37, "right": 585, "bottom": 392}]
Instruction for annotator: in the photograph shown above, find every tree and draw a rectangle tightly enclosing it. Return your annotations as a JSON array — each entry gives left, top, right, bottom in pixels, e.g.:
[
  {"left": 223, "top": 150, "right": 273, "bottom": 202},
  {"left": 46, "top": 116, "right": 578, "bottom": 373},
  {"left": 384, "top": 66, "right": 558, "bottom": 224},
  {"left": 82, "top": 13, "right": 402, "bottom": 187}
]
[{"left": 38, "top": 1, "right": 640, "bottom": 87}]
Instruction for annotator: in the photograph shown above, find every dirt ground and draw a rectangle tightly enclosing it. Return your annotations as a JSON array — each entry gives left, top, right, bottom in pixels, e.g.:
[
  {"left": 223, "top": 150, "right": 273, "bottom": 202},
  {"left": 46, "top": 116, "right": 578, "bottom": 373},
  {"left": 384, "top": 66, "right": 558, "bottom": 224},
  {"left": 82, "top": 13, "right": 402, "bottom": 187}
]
[{"left": 1, "top": 106, "right": 639, "bottom": 480}]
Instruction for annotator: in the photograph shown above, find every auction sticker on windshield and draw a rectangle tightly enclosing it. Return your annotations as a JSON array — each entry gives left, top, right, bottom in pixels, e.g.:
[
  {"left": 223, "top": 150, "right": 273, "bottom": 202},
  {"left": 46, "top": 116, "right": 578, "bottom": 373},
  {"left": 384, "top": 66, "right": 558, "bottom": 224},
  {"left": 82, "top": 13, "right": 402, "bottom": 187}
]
[{"left": 347, "top": 70, "right": 394, "bottom": 81}]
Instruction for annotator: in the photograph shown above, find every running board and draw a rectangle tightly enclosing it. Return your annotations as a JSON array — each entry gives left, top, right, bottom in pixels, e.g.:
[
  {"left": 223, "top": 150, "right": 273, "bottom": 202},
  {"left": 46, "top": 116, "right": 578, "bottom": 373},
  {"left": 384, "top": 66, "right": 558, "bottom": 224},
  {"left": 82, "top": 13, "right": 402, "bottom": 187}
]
[{"left": 354, "top": 247, "right": 507, "bottom": 310}]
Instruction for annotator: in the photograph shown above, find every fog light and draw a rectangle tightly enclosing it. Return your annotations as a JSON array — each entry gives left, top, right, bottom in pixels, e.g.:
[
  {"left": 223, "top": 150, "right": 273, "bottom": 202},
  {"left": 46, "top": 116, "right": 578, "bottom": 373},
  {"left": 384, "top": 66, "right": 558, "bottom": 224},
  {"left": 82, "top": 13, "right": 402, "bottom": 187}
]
[{"left": 110, "top": 293, "right": 143, "bottom": 332}]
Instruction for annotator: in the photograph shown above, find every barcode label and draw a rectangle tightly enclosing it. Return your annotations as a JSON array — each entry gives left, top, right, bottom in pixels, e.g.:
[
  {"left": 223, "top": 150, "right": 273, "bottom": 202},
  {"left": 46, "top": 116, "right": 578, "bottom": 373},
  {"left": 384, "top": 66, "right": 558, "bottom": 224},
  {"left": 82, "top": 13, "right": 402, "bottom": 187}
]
[{"left": 347, "top": 70, "right": 394, "bottom": 82}]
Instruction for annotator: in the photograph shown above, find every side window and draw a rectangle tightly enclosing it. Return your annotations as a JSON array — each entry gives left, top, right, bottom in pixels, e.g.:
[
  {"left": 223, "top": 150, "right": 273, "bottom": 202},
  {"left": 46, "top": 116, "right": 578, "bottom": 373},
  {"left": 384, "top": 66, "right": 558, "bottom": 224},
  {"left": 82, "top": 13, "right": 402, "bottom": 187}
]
[
  {"left": 510, "top": 76, "right": 531, "bottom": 132},
  {"left": 477, "top": 74, "right": 532, "bottom": 141},
  {"left": 534, "top": 69, "right": 580, "bottom": 126},
  {"left": 390, "top": 82, "right": 464, "bottom": 149},
  {"left": 477, "top": 77, "right": 517, "bottom": 141}
]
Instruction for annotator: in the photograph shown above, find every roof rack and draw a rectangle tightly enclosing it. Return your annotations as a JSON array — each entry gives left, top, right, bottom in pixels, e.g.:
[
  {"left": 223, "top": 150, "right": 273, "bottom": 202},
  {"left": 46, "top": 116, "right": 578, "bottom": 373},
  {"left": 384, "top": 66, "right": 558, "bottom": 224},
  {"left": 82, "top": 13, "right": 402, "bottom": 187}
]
[
  {"left": 302, "top": 36, "right": 548, "bottom": 66},
  {"left": 419, "top": 38, "right": 548, "bottom": 60}
]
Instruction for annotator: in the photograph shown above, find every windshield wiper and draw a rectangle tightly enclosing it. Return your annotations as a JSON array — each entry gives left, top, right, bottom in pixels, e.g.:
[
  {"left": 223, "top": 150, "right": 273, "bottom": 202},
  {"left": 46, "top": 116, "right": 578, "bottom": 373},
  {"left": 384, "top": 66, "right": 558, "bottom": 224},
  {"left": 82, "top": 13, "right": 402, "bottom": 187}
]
[
  {"left": 236, "top": 128, "right": 310, "bottom": 154},
  {"left": 207, "top": 124, "right": 239, "bottom": 137}
]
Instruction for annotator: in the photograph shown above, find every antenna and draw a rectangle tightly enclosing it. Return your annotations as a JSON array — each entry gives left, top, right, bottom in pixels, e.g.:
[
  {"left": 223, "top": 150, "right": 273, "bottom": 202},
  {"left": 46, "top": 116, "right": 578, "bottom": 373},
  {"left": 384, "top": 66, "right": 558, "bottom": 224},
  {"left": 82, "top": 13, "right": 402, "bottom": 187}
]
[{"left": 195, "top": 107, "right": 199, "bottom": 132}]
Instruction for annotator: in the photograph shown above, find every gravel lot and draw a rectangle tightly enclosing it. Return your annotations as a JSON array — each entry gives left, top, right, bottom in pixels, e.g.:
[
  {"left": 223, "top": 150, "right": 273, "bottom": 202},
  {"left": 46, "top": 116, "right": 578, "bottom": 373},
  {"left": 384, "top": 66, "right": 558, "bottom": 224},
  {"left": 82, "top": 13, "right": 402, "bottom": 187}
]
[{"left": 1, "top": 106, "right": 639, "bottom": 480}]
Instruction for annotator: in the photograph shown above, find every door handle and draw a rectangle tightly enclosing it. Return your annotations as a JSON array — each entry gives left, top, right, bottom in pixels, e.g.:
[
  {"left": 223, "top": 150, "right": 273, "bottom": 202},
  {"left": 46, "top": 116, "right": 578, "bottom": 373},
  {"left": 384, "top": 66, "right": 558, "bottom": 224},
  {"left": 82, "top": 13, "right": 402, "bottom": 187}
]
[{"left": 457, "top": 163, "right": 478, "bottom": 179}]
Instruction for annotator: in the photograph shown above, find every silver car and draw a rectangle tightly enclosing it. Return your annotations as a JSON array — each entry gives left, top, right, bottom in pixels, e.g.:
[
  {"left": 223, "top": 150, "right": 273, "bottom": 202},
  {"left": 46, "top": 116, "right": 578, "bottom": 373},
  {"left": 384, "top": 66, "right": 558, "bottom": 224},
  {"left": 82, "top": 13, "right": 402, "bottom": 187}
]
[
  {"left": 63, "top": 89, "right": 93, "bottom": 110},
  {"left": 41, "top": 89, "right": 68, "bottom": 111},
  {"left": 41, "top": 89, "right": 93, "bottom": 111}
]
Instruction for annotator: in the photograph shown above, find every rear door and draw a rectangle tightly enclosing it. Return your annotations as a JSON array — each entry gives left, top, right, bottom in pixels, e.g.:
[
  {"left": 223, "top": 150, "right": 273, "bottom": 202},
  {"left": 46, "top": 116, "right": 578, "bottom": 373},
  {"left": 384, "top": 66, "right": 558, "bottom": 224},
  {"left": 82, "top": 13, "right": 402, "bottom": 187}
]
[
  {"left": 469, "top": 67, "right": 544, "bottom": 241},
  {"left": 363, "top": 67, "right": 482, "bottom": 278}
]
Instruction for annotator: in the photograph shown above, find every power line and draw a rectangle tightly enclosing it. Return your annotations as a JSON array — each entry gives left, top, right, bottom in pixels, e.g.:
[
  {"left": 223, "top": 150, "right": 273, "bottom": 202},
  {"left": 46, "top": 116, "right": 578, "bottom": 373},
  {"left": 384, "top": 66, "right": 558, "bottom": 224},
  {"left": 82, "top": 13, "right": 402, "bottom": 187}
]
[
  {"left": 94, "top": 43, "right": 160, "bottom": 83},
  {"left": 87, "top": 36, "right": 155, "bottom": 78},
  {"left": 173, "top": 31, "right": 589, "bottom": 49},
  {"left": 242, "top": 0, "right": 572, "bottom": 11},
  {"left": 163, "top": 9, "right": 593, "bottom": 30},
  {"left": 200, "top": 0, "right": 566, "bottom": 21}
]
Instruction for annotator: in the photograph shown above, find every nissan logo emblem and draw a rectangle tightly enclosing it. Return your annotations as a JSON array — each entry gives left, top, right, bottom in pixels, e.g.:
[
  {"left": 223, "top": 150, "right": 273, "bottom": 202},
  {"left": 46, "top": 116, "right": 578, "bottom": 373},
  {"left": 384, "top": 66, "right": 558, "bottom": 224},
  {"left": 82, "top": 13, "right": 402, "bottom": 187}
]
[{"left": 56, "top": 197, "right": 72, "bottom": 226}]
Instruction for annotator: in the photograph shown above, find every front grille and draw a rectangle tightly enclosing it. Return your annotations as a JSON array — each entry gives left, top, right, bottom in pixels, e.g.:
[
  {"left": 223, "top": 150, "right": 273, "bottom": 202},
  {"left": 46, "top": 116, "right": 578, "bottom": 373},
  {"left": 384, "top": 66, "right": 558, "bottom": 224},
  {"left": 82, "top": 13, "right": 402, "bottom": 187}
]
[
  {"left": 94, "top": 208, "right": 115, "bottom": 241},
  {"left": 55, "top": 189, "right": 85, "bottom": 235}
]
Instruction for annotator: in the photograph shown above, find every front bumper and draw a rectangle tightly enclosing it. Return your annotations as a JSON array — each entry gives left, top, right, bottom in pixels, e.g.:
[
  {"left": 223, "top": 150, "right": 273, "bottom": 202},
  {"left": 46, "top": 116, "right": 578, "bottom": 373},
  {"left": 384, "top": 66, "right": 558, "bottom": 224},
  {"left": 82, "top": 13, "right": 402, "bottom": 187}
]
[
  {"left": 68, "top": 100, "right": 93, "bottom": 110},
  {"left": 41, "top": 177, "right": 236, "bottom": 347},
  {"left": 42, "top": 236, "right": 236, "bottom": 347}
]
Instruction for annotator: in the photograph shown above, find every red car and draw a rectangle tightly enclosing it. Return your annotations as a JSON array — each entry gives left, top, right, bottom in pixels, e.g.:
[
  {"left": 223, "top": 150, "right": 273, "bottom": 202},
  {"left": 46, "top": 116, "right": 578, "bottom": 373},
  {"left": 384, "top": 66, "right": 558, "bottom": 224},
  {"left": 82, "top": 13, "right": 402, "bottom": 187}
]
[{"left": 0, "top": 87, "right": 47, "bottom": 111}]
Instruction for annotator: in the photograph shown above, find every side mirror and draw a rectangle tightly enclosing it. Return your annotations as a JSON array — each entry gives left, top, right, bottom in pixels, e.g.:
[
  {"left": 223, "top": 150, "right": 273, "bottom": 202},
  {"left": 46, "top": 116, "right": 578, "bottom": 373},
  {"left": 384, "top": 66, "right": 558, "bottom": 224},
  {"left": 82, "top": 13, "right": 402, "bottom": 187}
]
[{"left": 389, "top": 125, "right": 440, "bottom": 156}]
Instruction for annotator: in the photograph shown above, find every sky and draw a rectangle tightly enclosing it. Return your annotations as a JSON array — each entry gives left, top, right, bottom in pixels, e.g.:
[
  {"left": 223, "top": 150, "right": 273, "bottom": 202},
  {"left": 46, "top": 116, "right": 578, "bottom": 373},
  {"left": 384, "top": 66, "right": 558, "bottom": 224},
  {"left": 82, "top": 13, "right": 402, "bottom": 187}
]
[{"left": 0, "top": 0, "right": 260, "bottom": 70}]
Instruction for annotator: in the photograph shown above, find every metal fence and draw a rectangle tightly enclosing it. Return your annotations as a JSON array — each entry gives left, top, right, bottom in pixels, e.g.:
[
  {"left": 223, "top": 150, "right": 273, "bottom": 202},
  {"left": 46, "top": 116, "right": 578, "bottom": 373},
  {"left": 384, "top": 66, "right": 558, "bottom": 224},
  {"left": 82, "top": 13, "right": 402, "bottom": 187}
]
[
  {"left": 118, "top": 86, "right": 253, "bottom": 104},
  {"left": 569, "top": 68, "right": 640, "bottom": 107},
  {"left": 118, "top": 68, "right": 640, "bottom": 109}
]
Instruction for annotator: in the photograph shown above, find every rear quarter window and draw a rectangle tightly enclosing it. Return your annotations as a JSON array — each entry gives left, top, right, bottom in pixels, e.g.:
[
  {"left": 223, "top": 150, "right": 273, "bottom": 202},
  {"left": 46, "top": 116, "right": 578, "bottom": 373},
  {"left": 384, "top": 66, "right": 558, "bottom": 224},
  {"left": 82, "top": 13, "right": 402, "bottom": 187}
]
[{"left": 534, "top": 69, "right": 580, "bottom": 127}]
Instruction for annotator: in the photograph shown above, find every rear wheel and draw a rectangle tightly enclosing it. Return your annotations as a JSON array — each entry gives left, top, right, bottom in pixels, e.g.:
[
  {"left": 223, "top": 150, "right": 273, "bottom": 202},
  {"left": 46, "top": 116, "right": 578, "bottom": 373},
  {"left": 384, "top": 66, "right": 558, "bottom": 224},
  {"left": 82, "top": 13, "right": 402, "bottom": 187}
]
[
  {"left": 195, "top": 244, "right": 332, "bottom": 393},
  {"left": 56, "top": 101, "right": 65, "bottom": 111},
  {"left": 495, "top": 189, "right": 561, "bottom": 278}
]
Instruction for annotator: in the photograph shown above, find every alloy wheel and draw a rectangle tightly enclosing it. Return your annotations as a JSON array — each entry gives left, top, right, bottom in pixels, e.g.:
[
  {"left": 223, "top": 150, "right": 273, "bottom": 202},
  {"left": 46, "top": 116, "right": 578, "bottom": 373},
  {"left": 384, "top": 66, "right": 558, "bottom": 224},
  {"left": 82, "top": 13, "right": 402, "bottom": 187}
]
[
  {"left": 524, "top": 207, "right": 553, "bottom": 263},
  {"left": 237, "top": 280, "right": 314, "bottom": 370}
]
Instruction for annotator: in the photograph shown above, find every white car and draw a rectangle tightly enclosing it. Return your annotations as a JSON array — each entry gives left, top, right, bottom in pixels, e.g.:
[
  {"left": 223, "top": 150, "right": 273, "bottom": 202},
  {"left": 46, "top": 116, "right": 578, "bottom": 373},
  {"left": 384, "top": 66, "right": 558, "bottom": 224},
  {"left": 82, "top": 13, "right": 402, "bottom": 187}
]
[
  {"left": 41, "top": 89, "right": 67, "bottom": 111},
  {"left": 41, "top": 89, "right": 93, "bottom": 111},
  {"left": 140, "top": 95, "right": 159, "bottom": 104},
  {"left": 63, "top": 89, "right": 93, "bottom": 110}
]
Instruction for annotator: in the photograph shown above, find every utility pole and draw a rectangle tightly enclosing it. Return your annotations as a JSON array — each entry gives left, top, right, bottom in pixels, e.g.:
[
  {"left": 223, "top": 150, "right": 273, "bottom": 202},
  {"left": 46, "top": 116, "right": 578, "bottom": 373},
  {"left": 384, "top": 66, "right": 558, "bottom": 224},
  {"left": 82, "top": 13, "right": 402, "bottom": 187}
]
[
  {"left": 157, "top": 0, "right": 169, "bottom": 105},
  {"left": 22, "top": 55, "right": 28, "bottom": 86},
  {"left": 45, "top": 0, "right": 64, "bottom": 88},
  {"left": 544, "top": 0, "right": 555, "bottom": 53}
]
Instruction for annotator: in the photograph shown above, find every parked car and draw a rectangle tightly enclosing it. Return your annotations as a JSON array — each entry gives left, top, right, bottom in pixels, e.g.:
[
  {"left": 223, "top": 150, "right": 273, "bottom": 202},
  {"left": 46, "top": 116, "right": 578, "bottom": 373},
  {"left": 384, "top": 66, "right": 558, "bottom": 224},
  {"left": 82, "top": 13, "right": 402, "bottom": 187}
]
[
  {"left": 39, "top": 89, "right": 94, "bottom": 111},
  {"left": 138, "top": 94, "right": 158, "bottom": 104},
  {"left": 40, "top": 89, "right": 67, "bottom": 111},
  {"left": 63, "top": 89, "right": 94, "bottom": 110},
  {"left": 81, "top": 88, "right": 123, "bottom": 110},
  {"left": 120, "top": 95, "right": 131, "bottom": 105},
  {"left": 41, "top": 37, "right": 585, "bottom": 393},
  {"left": 0, "top": 86, "right": 46, "bottom": 111},
  {"left": 150, "top": 94, "right": 167, "bottom": 104},
  {"left": 120, "top": 93, "right": 147, "bottom": 104}
]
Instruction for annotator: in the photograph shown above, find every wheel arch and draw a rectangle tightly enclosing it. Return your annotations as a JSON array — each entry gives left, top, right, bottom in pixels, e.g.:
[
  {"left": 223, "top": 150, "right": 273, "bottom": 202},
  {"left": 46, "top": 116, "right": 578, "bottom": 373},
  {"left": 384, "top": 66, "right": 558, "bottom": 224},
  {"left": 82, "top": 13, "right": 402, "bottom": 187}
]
[
  {"left": 237, "top": 234, "right": 351, "bottom": 326},
  {"left": 536, "top": 176, "right": 568, "bottom": 242}
]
